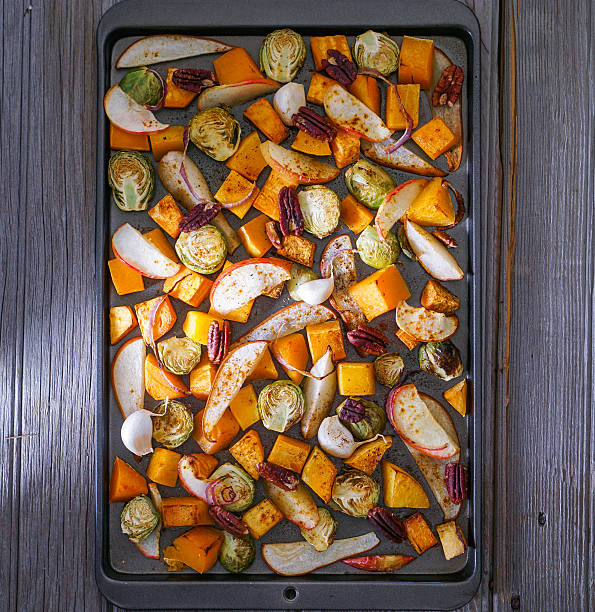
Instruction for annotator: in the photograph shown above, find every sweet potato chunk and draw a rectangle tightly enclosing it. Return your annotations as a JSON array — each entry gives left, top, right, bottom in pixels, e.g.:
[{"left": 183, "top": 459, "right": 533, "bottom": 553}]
[{"left": 420, "top": 280, "right": 460, "bottom": 314}]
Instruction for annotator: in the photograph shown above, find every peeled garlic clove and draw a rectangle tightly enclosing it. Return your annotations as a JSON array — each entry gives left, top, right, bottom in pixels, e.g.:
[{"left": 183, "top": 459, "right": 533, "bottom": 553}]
[
  {"left": 296, "top": 275, "right": 334, "bottom": 306},
  {"left": 318, "top": 415, "right": 357, "bottom": 458},
  {"left": 121, "top": 409, "right": 154, "bottom": 456}
]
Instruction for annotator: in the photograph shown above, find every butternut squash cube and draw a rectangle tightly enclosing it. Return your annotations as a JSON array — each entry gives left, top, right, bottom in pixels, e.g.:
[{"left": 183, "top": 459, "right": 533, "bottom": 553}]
[
  {"left": 271, "top": 333, "right": 308, "bottom": 384},
  {"left": 253, "top": 171, "right": 299, "bottom": 220},
  {"left": 381, "top": 460, "right": 430, "bottom": 508},
  {"left": 110, "top": 122, "right": 150, "bottom": 151},
  {"left": 307, "top": 72, "right": 343, "bottom": 106},
  {"left": 412, "top": 117, "right": 458, "bottom": 160},
  {"left": 340, "top": 194, "right": 375, "bottom": 234},
  {"left": 244, "top": 98, "right": 289, "bottom": 144},
  {"left": 135, "top": 295, "right": 176, "bottom": 344},
  {"left": 161, "top": 497, "right": 213, "bottom": 527},
  {"left": 330, "top": 129, "right": 360, "bottom": 169},
  {"left": 183, "top": 311, "right": 225, "bottom": 345},
  {"left": 189, "top": 353, "right": 218, "bottom": 400},
  {"left": 214, "top": 47, "right": 264, "bottom": 84},
  {"left": 144, "top": 353, "right": 189, "bottom": 400},
  {"left": 143, "top": 228, "right": 178, "bottom": 262},
  {"left": 108, "top": 258, "right": 144, "bottom": 295},
  {"left": 337, "top": 362, "right": 375, "bottom": 396},
  {"left": 291, "top": 131, "right": 332, "bottom": 156},
  {"left": 396, "top": 328, "right": 420, "bottom": 351},
  {"left": 301, "top": 446, "right": 337, "bottom": 503},
  {"left": 192, "top": 407, "right": 240, "bottom": 455},
  {"left": 164, "top": 68, "right": 198, "bottom": 108},
  {"left": 109, "top": 456, "right": 148, "bottom": 502},
  {"left": 229, "top": 430, "right": 264, "bottom": 480},
  {"left": 386, "top": 84, "right": 420, "bottom": 130},
  {"left": 398, "top": 36, "right": 435, "bottom": 90},
  {"left": 348, "top": 265, "right": 411, "bottom": 321},
  {"left": 406, "top": 176, "right": 455, "bottom": 226},
  {"left": 242, "top": 498, "right": 283, "bottom": 539},
  {"left": 149, "top": 125, "right": 185, "bottom": 161},
  {"left": 146, "top": 447, "right": 181, "bottom": 487},
  {"left": 306, "top": 320, "right": 346, "bottom": 362},
  {"left": 229, "top": 384, "right": 260, "bottom": 430},
  {"left": 268, "top": 434, "right": 311, "bottom": 473},
  {"left": 403, "top": 512, "right": 438, "bottom": 554},
  {"left": 163, "top": 526, "right": 223, "bottom": 573},
  {"left": 310, "top": 35, "right": 352, "bottom": 71},
  {"left": 163, "top": 266, "right": 212, "bottom": 308},
  {"left": 443, "top": 379, "right": 468, "bottom": 416},
  {"left": 237, "top": 214, "right": 273, "bottom": 257},
  {"left": 344, "top": 436, "right": 392, "bottom": 475},
  {"left": 215, "top": 170, "right": 259, "bottom": 219},
  {"left": 276, "top": 234, "right": 316, "bottom": 267},
  {"left": 246, "top": 347, "right": 278, "bottom": 381},
  {"left": 189, "top": 453, "right": 219, "bottom": 478},
  {"left": 109, "top": 305, "right": 137, "bottom": 344},
  {"left": 225, "top": 131, "right": 267, "bottom": 181},
  {"left": 348, "top": 75, "right": 380, "bottom": 115},
  {"left": 148, "top": 194, "right": 184, "bottom": 239},
  {"left": 437, "top": 521, "right": 467, "bottom": 560}
]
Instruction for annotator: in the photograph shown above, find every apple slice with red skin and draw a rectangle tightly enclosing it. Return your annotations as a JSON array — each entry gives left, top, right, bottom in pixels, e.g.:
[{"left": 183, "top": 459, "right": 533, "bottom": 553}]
[
  {"left": 209, "top": 258, "right": 291, "bottom": 315},
  {"left": 112, "top": 223, "right": 181, "bottom": 279},
  {"left": 134, "top": 521, "right": 161, "bottom": 559},
  {"left": 104, "top": 85, "right": 169, "bottom": 134},
  {"left": 396, "top": 300, "right": 458, "bottom": 342},
  {"left": 342, "top": 554, "right": 415, "bottom": 572},
  {"left": 375, "top": 179, "right": 428, "bottom": 240},
  {"left": 323, "top": 83, "right": 393, "bottom": 142},
  {"left": 111, "top": 337, "right": 146, "bottom": 419},
  {"left": 197, "top": 79, "right": 280, "bottom": 110},
  {"left": 263, "top": 481, "right": 319, "bottom": 530},
  {"left": 260, "top": 141, "right": 340, "bottom": 184},
  {"left": 361, "top": 139, "right": 447, "bottom": 177}
]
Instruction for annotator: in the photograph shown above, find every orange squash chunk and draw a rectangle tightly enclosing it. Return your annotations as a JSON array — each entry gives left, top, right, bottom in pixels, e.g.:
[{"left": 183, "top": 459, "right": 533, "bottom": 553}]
[
  {"left": 189, "top": 353, "right": 218, "bottom": 400},
  {"left": 145, "top": 353, "right": 189, "bottom": 400},
  {"left": 146, "top": 447, "right": 181, "bottom": 487},
  {"left": 183, "top": 311, "right": 225, "bottom": 345},
  {"left": 396, "top": 328, "right": 420, "bottom": 351},
  {"left": 214, "top": 47, "right": 264, "bottom": 84},
  {"left": 406, "top": 177, "right": 455, "bottom": 226},
  {"left": 386, "top": 84, "right": 420, "bottom": 130},
  {"left": 228, "top": 384, "right": 260, "bottom": 430},
  {"left": 215, "top": 170, "right": 259, "bottom": 219},
  {"left": 306, "top": 73, "right": 343, "bottom": 106},
  {"left": 164, "top": 526, "right": 223, "bottom": 573},
  {"left": 244, "top": 98, "right": 289, "bottom": 144},
  {"left": 268, "top": 434, "right": 311, "bottom": 473},
  {"left": 192, "top": 407, "right": 240, "bottom": 455},
  {"left": 398, "top": 36, "right": 435, "bottom": 90},
  {"left": 237, "top": 214, "right": 273, "bottom": 257},
  {"left": 348, "top": 75, "right": 380, "bottom": 115},
  {"left": 109, "top": 305, "right": 137, "bottom": 345},
  {"left": 229, "top": 430, "right": 265, "bottom": 480},
  {"left": 135, "top": 295, "right": 177, "bottom": 344},
  {"left": 246, "top": 347, "right": 278, "bottom": 382},
  {"left": 412, "top": 117, "right": 458, "bottom": 160},
  {"left": 443, "top": 380, "right": 468, "bottom": 416},
  {"left": 306, "top": 320, "right": 346, "bottom": 363},
  {"left": 149, "top": 125, "right": 186, "bottom": 161},
  {"left": 161, "top": 497, "right": 214, "bottom": 527},
  {"left": 310, "top": 35, "right": 352, "bottom": 71},
  {"left": 110, "top": 123, "right": 150, "bottom": 151},
  {"left": 337, "top": 362, "right": 376, "bottom": 396},
  {"left": 164, "top": 68, "right": 198, "bottom": 108},
  {"left": 189, "top": 453, "right": 219, "bottom": 478},
  {"left": 163, "top": 266, "right": 212, "bottom": 308},
  {"left": 340, "top": 194, "right": 374, "bottom": 234},
  {"left": 242, "top": 499, "right": 283, "bottom": 539},
  {"left": 148, "top": 194, "right": 184, "bottom": 238},
  {"left": 344, "top": 436, "right": 392, "bottom": 475},
  {"left": 270, "top": 333, "right": 308, "bottom": 384},
  {"left": 253, "top": 171, "right": 298, "bottom": 220},
  {"left": 225, "top": 131, "right": 267, "bottom": 181},
  {"left": 291, "top": 130, "right": 332, "bottom": 156},
  {"left": 143, "top": 228, "right": 178, "bottom": 262},
  {"left": 108, "top": 258, "right": 144, "bottom": 295},
  {"left": 109, "top": 457, "right": 148, "bottom": 502},
  {"left": 301, "top": 446, "right": 337, "bottom": 503},
  {"left": 403, "top": 512, "right": 438, "bottom": 554},
  {"left": 330, "top": 129, "right": 360, "bottom": 169}
]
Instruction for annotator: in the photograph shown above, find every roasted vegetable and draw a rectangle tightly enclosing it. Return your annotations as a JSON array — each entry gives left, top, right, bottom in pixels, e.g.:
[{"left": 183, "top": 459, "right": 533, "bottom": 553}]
[
  {"left": 353, "top": 30, "right": 400, "bottom": 76},
  {"left": 336, "top": 398, "right": 386, "bottom": 441},
  {"left": 260, "top": 29, "right": 306, "bottom": 82},
  {"left": 218, "top": 532, "right": 256, "bottom": 573},
  {"left": 152, "top": 400, "right": 194, "bottom": 449},
  {"left": 120, "top": 494, "right": 160, "bottom": 543},
  {"left": 287, "top": 263, "right": 319, "bottom": 301},
  {"left": 258, "top": 380, "right": 305, "bottom": 433},
  {"left": 301, "top": 348, "right": 337, "bottom": 439},
  {"left": 175, "top": 225, "right": 227, "bottom": 274},
  {"left": 345, "top": 159, "right": 396, "bottom": 210},
  {"left": 119, "top": 66, "right": 164, "bottom": 107},
  {"left": 210, "top": 463, "right": 255, "bottom": 513},
  {"left": 373, "top": 353, "right": 405, "bottom": 387},
  {"left": 331, "top": 469, "right": 380, "bottom": 517},
  {"left": 418, "top": 340, "right": 463, "bottom": 381},
  {"left": 397, "top": 224, "right": 417, "bottom": 260},
  {"left": 189, "top": 107, "right": 241, "bottom": 161},
  {"left": 299, "top": 508, "right": 337, "bottom": 551},
  {"left": 356, "top": 225, "right": 400, "bottom": 269},
  {"left": 157, "top": 336, "right": 201, "bottom": 375},
  {"left": 108, "top": 151, "right": 155, "bottom": 211},
  {"left": 298, "top": 185, "right": 341, "bottom": 239}
]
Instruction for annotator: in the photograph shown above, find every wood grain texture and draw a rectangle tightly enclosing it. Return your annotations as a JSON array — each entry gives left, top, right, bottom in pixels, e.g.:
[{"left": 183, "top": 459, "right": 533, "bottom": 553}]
[{"left": 0, "top": 0, "right": 592, "bottom": 611}]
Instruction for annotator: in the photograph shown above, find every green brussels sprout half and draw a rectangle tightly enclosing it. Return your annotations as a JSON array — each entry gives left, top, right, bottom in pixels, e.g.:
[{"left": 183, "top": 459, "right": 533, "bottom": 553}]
[
  {"left": 108, "top": 151, "right": 155, "bottom": 211},
  {"left": 258, "top": 380, "right": 305, "bottom": 433},
  {"left": 120, "top": 494, "right": 160, "bottom": 543},
  {"left": 157, "top": 337, "right": 201, "bottom": 375},
  {"left": 260, "top": 28, "right": 306, "bottom": 82},
  {"left": 397, "top": 224, "right": 417, "bottom": 260},
  {"left": 119, "top": 67, "right": 164, "bottom": 107},
  {"left": 331, "top": 469, "right": 380, "bottom": 517},
  {"left": 299, "top": 508, "right": 337, "bottom": 551},
  {"left": 298, "top": 186, "right": 341, "bottom": 239},
  {"left": 175, "top": 224, "right": 227, "bottom": 274},
  {"left": 353, "top": 30, "right": 400, "bottom": 76},
  {"left": 418, "top": 341, "right": 464, "bottom": 381},
  {"left": 336, "top": 398, "right": 386, "bottom": 441},
  {"left": 219, "top": 532, "right": 256, "bottom": 573},
  {"left": 373, "top": 353, "right": 405, "bottom": 387},
  {"left": 356, "top": 225, "right": 400, "bottom": 269},
  {"left": 152, "top": 399, "right": 194, "bottom": 449},
  {"left": 210, "top": 463, "right": 255, "bottom": 513},
  {"left": 189, "top": 107, "right": 241, "bottom": 161},
  {"left": 287, "top": 263, "right": 319, "bottom": 301},
  {"left": 345, "top": 159, "right": 397, "bottom": 210}
]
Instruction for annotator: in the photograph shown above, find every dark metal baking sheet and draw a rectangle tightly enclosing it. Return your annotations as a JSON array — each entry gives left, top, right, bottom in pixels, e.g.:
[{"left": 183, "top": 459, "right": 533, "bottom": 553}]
[{"left": 96, "top": 0, "right": 481, "bottom": 608}]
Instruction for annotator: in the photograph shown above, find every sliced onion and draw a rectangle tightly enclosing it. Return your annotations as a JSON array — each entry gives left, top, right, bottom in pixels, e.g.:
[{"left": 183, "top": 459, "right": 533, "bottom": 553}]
[{"left": 205, "top": 479, "right": 237, "bottom": 506}]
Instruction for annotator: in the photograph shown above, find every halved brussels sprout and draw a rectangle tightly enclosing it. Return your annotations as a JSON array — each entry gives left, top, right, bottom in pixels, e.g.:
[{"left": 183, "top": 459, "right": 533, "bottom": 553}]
[
  {"left": 157, "top": 337, "right": 201, "bottom": 375},
  {"left": 418, "top": 341, "right": 463, "bottom": 381},
  {"left": 345, "top": 159, "right": 397, "bottom": 210},
  {"left": 287, "top": 263, "right": 319, "bottom": 301},
  {"left": 373, "top": 353, "right": 405, "bottom": 387},
  {"left": 260, "top": 28, "right": 306, "bottom": 82},
  {"left": 152, "top": 400, "right": 194, "bottom": 449},
  {"left": 356, "top": 225, "right": 400, "bottom": 269},
  {"left": 299, "top": 508, "right": 337, "bottom": 551},
  {"left": 353, "top": 30, "right": 400, "bottom": 76},
  {"left": 119, "top": 66, "right": 164, "bottom": 107},
  {"left": 219, "top": 532, "right": 256, "bottom": 573},
  {"left": 210, "top": 463, "right": 255, "bottom": 512},
  {"left": 336, "top": 398, "right": 386, "bottom": 441},
  {"left": 397, "top": 224, "right": 417, "bottom": 260},
  {"left": 331, "top": 469, "right": 380, "bottom": 517},
  {"left": 189, "top": 107, "right": 241, "bottom": 161},
  {"left": 120, "top": 494, "right": 160, "bottom": 543},
  {"left": 108, "top": 151, "right": 155, "bottom": 211},
  {"left": 298, "top": 186, "right": 341, "bottom": 239},
  {"left": 258, "top": 380, "right": 305, "bottom": 433},
  {"left": 175, "top": 224, "right": 227, "bottom": 274}
]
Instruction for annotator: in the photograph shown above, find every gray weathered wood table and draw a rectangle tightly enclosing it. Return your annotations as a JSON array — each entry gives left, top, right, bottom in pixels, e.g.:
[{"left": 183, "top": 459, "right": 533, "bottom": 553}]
[{"left": 0, "top": 0, "right": 593, "bottom": 610}]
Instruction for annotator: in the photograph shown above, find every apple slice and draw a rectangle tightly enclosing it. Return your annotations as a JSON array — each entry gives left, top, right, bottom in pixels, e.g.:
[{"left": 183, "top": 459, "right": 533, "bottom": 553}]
[
  {"left": 342, "top": 554, "right": 415, "bottom": 573},
  {"left": 375, "top": 179, "right": 428, "bottom": 240},
  {"left": 233, "top": 302, "right": 335, "bottom": 346},
  {"left": 116, "top": 35, "right": 232, "bottom": 68},
  {"left": 260, "top": 141, "right": 340, "bottom": 184},
  {"left": 197, "top": 79, "right": 280, "bottom": 110},
  {"left": 405, "top": 220, "right": 463, "bottom": 280},
  {"left": 202, "top": 341, "right": 269, "bottom": 439},
  {"left": 323, "top": 84, "right": 392, "bottom": 142},
  {"left": 263, "top": 481, "right": 319, "bottom": 529},
  {"left": 111, "top": 337, "right": 145, "bottom": 419},
  {"left": 104, "top": 85, "right": 169, "bottom": 134},
  {"left": 396, "top": 300, "right": 458, "bottom": 342},
  {"left": 209, "top": 258, "right": 291, "bottom": 315},
  {"left": 135, "top": 520, "right": 161, "bottom": 559},
  {"left": 361, "top": 139, "right": 447, "bottom": 177},
  {"left": 112, "top": 223, "right": 180, "bottom": 279}
]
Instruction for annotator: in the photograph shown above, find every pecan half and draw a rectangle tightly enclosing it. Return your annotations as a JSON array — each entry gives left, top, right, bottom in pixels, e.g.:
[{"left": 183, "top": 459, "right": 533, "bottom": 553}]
[
  {"left": 368, "top": 507, "right": 406, "bottom": 543},
  {"left": 172, "top": 68, "right": 217, "bottom": 93},
  {"left": 278, "top": 186, "right": 304, "bottom": 237},
  {"left": 265, "top": 221, "right": 283, "bottom": 249},
  {"left": 432, "top": 230, "right": 458, "bottom": 248},
  {"left": 445, "top": 462, "right": 468, "bottom": 504},
  {"left": 178, "top": 202, "right": 221, "bottom": 233},
  {"left": 257, "top": 461, "right": 299, "bottom": 491},
  {"left": 339, "top": 398, "right": 365, "bottom": 423},
  {"left": 207, "top": 320, "right": 230, "bottom": 364},
  {"left": 432, "top": 65, "right": 464, "bottom": 107},
  {"left": 347, "top": 325, "right": 388, "bottom": 355},
  {"left": 208, "top": 506, "right": 249, "bottom": 536},
  {"left": 321, "top": 49, "right": 357, "bottom": 85},
  {"left": 292, "top": 106, "right": 336, "bottom": 141}
]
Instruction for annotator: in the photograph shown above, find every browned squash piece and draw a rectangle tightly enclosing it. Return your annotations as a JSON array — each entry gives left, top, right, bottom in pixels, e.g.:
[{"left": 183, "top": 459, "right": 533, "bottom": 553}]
[
  {"left": 134, "top": 295, "right": 177, "bottom": 344},
  {"left": 229, "top": 429, "right": 265, "bottom": 480},
  {"left": 403, "top": 512, "right": 438, "bottom": 554},
  {"left": 109, "top": 456, "right": 148, "bottom": 502},
  {"left": 330, "top": 129, "right": 360, "bottom": 169},
  {"left": 148, "top": 194, "right": 184, "bottom": 239},
  {"left": 268, "top": 434, "right": 310, "bottom": 473},
  {"left": 344, "top": 436, "right": 392, "bottom": 475},
  {"left": 291, "top": 131, "right": 332, "bottom": 156},
  {"left": 192, "top": 407, "right": 240, "bottom": 455},
  {"left": 144, "top": 353, "right": 189, "bottom": 400},
  {"left": 242, "top": 499, "right": 283, "bottom": 539},
  {"left": 310, "top": 35, "right": 352, "bottom": 71},
  {"left": 163, "top": 526, "right": 223, "bottom": 573},
  {"left": 244, "top": 98, "right": 289, "bottom": 144},
  {"left": 213, "top": 47, "right": 264, "bottom": 84},
  {"left": 161, "top": 497, "right": 214, "bottom": 527},
  {"left": 301, "top": 446, "right": 337, "bottom": 503},
  {"left": 225, "top": 131, "right": 267, "bottom": 181}
]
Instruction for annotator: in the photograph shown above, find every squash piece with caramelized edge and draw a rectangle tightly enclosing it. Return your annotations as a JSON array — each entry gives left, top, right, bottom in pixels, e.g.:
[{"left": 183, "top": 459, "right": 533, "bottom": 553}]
[
  {"left": 135, "top": 295, "right": 177, "bottom": 344},
  {"left": 307, "top": 73, "right": 343, "bottom": 106},
  {"left": 396, "top": 328, "right": 420, "bottom": 351},
  {"left": 109, "top": 305, "right": 137, "bottom": 344},
  {"left": 148, "top": 194, "right": 184, "bottom": 239},
  {"left": 237, "top": 214, "right": 273, "bottom": 258},
  {"left": 228, "top": 384, "right": 260, "bottom": 430},
  {"left": 436, "top": 521, "right": 467, "bottom": 560},
  {"left": 301, "top": 446, "right": 337, "bottom": 503},
  {"left": 311, "top": 35, "right": 352, "bottom": 71},
  {"left": 229, "top": 430, "right": 264, "bottom": 480},
  {"left": 242, "top": 498, "right": 283, "bottom": 539},
  {"left": 164, "top": 266, "right": 212, "bottom": 308},
  {"left": 443, "top": 379, "right": 468, "bottom": 416},
  {"left": 340, "top": 194, "right": 374, "bottom": 234},
  {"left": 306, "top": 320, "right": 346, "bottom": 363},
  {"left": 143, "top": 228, "right": 179, "bottom": 262},
  {"left": 412, "top": 117, "right": 458, "bottom": 160},
  {"left": 253, "top": 171, "right": 299, "bottom": 220},
  {"left": 398, "top": 36, "right": 435, "bottom": 90},
  {"left": 146, "top": 447, "right": 181, "bottom": 487},
  {"left": 344, "top": 436, "right": 392, "bottom": 475},
  {"left": 348, "top": 75, "right": 380, "bottom": 115},
  {"left": 268, "top": 434, "right": 310, "bottom": 473},
  {"left": 403, "top": 512, "right": 438, "bottom": 554},
  {"left": 149, "top": 125, "right": 186, "bottom": 161},
  {"left": 164, "top": 68, "right": 198, "bottom": 108},
  {"left": 381, "top": 460, "right": 430, "bottom": 508},
  {"left": 244, "top": 98, "right": 289, "bottom": 144},
  {"left": 420, "top": 279, "right": 460, "bottom": 315},
  {"left": 109, "top": 456, "right": 148, "bottom": 502},
  {"left": 225, "top": 131, "right": 267, "bottom": 181},
  {"left": 162, "top": 497, "right": 214, "bottom": 527},
  {"left": 215, "top": 170, "right": 259, "bottom": 219},
  {"left": 270, "top": 333, "right": 308, "bottom": 384},
  {"left": 183, "top": 311, "right": 225, "bottom": 345},
  {"left": 192, "top": 407, "right": 240, "bottom": 455},
  {"left": 337, "top": 362, "right": 375, "bottom": 396},
  {"left": 189, "top": 453, "right": 219, "bottom": 478},
  {"left": 386, "top": 84, "right": 420, "bottom": 130},
  {"left": 214, "top": 47, "right": 264, "bottom": 84},
  {"left": 163, "top": 526, "right": 223, "bottom": 573},
  {"left": 330, "top": 129, "right": 360, "bottom": 169},
  {"left": 291, "top": 131, "right": 332, "bottom": 156},
  {"left": 189, "top": 353, "right": 218, "bottom": 400},
  {"left": 245, "top": 347, "right": 278, "bottom": 382},
  {"left": 406, "top": 177, "right": 455, "bottom": 227},
  {"left": 110, "top": 122, "right": 150, "bottom": 151},
  {"left": 108, "top": 258, "right": 145, "bottom": 296},
  {"left": 145, "top": 353, "right": 189, "bottom": 400}
]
